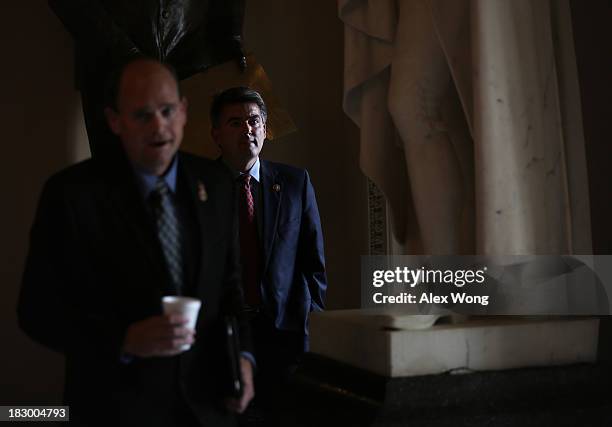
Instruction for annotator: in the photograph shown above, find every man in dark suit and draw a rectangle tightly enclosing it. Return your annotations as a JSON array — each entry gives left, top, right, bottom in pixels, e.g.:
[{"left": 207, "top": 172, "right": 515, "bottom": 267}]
[
  {"left": 18, "top": 59, "right": 253, "bottom": 426},
  {"left": 210, "top": 87, "right": 327, "bottom": 413}
]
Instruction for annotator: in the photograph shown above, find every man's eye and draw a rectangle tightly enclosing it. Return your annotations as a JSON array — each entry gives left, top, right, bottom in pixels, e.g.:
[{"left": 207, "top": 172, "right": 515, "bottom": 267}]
[
  {"left": 248, "top": 117, "right": 261, "bottom": 127},
  {"left": 161, "top": 106, "right": 175, "bottom": 118},
  {"left": 134, "top": 111, "right": 152, "bottom": 122},
  {"left": 229, "top": 120, "right": 242, "bottom": 127}
]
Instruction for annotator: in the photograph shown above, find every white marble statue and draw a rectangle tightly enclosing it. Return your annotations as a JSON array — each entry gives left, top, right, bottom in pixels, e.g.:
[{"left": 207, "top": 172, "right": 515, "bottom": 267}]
[{"left": 340, "top": 0, "right": 591, "bottom": 256}]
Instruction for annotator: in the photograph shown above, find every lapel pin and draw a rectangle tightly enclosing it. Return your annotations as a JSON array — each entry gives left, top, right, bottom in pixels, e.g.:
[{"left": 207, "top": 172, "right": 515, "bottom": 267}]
[
  {"left": 197, "top": 181, "right": 208, "bottom": 202},
  {"left": 272, "top": 184, "right": 281, "bottom": 192}
]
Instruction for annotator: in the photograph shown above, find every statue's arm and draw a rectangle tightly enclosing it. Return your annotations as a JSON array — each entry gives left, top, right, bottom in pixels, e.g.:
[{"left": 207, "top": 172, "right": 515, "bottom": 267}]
[
  {"left": 208, "top": 0, "right": 247, "bottom": 71},
  {"left": 48, "top": 0, "right": 140, "bottom": 60}
]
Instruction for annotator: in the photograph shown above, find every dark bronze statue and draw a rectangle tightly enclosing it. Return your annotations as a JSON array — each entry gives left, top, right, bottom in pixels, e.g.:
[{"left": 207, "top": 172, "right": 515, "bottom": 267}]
[{"left": 49, "top": 0, "right": 246, "bottom": 156}]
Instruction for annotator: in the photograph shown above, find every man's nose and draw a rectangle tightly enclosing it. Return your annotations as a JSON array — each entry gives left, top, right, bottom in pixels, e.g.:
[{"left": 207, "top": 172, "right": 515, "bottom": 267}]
[
  {"left": 150, "top": 112, "right": 166, "bottom": 133},
  {"left": 242, "top": 121, "right": 255, "bottom": 134}
]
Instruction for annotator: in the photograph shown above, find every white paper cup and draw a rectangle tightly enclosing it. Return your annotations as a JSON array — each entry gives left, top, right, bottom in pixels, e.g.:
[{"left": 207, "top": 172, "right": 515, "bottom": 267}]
[{"left": 162, "top": 296, "right": 202, "bottom": 351}]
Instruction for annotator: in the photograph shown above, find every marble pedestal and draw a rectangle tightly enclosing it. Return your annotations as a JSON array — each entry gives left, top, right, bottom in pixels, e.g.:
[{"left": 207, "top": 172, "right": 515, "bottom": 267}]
[{"left": 309, "top": 310, "right": 598, "bottom": 376}]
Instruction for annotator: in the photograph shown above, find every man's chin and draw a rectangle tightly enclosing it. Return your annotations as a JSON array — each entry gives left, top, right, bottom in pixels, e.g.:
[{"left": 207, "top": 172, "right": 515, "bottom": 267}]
[
  {"left": 140, "top": 154, "right": 176, "bottom": 176},
  {"left": 238, "top": 143, "right": 258, "bottom": 155}
]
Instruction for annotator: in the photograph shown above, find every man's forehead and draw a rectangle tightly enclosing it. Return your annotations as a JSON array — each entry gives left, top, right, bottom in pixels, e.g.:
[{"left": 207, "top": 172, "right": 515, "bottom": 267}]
[
  {"left": 118, "top": 64, "right": 179, "bottom": 107},
  {"left": 118, "top": 81, "right": 180, "bottom": 110},
  {"left": 222, "top": 102, "right": 262, "bottom": 117}
]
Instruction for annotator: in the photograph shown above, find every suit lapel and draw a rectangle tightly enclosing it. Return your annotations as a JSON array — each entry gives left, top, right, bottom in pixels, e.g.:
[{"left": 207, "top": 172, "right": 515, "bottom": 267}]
[
  {"left": 101, "top": 156, "right": 169, "bottom": 301},
  {"left": 261, "top": 161, "right": 282, "bottom": 274},
  {"left": 107, "top": 182, "right": 157, "bottom": 257},
  {"left": 178, "top": 154, "right": 214, "bottom": 304}
]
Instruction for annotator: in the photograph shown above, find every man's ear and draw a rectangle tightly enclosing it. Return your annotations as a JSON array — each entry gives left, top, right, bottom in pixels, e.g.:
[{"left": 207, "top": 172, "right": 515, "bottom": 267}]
[
  {"left": 179, "top": 96, "right": 188, "bottom": 123},
  {"left": 211, "top": 126, "right": 221, "bottom": 147},
  {"left": 105, "top": 107, "right": 121, "bottom": 135}
]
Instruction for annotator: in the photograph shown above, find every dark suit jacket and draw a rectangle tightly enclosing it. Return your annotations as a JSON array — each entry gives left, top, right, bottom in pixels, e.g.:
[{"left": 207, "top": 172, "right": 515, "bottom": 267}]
[
  {"left": 18, "top": 148, "right": 248, "bottom": 426},
  {"left": 258, "top": 160, "right": 327, "bottom": 349}
]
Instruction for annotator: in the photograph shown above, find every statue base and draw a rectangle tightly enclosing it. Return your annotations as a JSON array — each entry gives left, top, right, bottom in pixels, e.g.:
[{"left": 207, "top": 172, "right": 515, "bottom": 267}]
[{"left": 309, "top": 310, "right": 598, "bottom": 376}]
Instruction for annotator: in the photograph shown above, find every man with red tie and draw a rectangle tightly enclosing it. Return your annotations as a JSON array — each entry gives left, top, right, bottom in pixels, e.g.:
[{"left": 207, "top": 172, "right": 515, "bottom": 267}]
[{"left": 211, "top": 87, "right": 327, "bottom": 423}]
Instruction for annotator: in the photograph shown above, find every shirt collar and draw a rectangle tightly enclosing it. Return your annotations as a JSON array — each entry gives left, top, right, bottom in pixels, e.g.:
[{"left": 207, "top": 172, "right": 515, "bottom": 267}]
[
  {"left": 134, "top": 155, "right": 179, "bottom": 199},
  {"left": 248, "top": 157, "right": 261, "bottom": 182},
  {"left": 225, "top": 157, "right": 260, "bottom": 183}
]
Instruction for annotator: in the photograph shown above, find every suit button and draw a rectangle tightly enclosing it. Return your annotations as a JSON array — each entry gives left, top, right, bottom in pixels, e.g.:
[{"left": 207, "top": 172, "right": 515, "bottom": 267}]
[{"left": 162, "top": 10, "right": 170, "bottom": 19}]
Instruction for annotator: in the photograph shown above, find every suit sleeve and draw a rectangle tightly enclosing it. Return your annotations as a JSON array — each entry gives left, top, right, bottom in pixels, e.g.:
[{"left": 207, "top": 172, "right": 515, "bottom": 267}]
[
  {"left": 17, "top": 178, "right": 125, "bottom": 360},
  {"left": 48, "top": 0, "right": 140, "bottom": 61},
  {"left": 298, "top": 171, "right": 327, "bottom": 313}
]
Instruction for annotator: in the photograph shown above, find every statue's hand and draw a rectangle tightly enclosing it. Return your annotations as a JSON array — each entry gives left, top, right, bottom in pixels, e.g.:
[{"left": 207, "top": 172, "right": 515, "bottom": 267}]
[{"left": 230, "top": 36, "right": 247, "bottom": 72}]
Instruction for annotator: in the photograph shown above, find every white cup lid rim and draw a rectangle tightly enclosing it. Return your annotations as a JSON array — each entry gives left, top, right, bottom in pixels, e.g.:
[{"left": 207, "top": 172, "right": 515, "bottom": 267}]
[{"left": 162, "top": 296, "right": 201, "bottom": 304}]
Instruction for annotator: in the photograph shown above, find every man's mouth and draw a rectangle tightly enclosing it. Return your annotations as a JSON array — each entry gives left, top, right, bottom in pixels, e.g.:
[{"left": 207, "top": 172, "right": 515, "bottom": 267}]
[{"left": 149, "top": 140, "right": 171, "bottom": 148}]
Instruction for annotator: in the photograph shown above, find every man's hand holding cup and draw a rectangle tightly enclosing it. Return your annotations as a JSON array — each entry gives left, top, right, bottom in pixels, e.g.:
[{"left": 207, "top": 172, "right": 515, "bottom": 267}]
[{"left": 122, "top": 297, "right": 202, "bottom": 357}]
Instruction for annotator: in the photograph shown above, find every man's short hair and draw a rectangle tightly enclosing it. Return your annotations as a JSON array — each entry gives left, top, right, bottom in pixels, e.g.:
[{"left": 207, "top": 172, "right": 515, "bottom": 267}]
[
  {"left": 210, "top": 87, "right": 268, "bottom": 128},
  {"left": 104, "top": 56, "right": 181, "bottom": 111}
]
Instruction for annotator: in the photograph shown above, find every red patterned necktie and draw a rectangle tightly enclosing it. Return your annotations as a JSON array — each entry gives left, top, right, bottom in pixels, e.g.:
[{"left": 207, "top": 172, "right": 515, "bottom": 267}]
[{"left": 238, "top": 175, "right": 261, "bottom": 306}]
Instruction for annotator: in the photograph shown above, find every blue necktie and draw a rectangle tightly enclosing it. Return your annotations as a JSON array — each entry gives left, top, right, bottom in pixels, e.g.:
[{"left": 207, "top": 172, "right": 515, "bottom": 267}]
[{"left": 150, "top": 178, "right": 183, "bottom": 294}]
